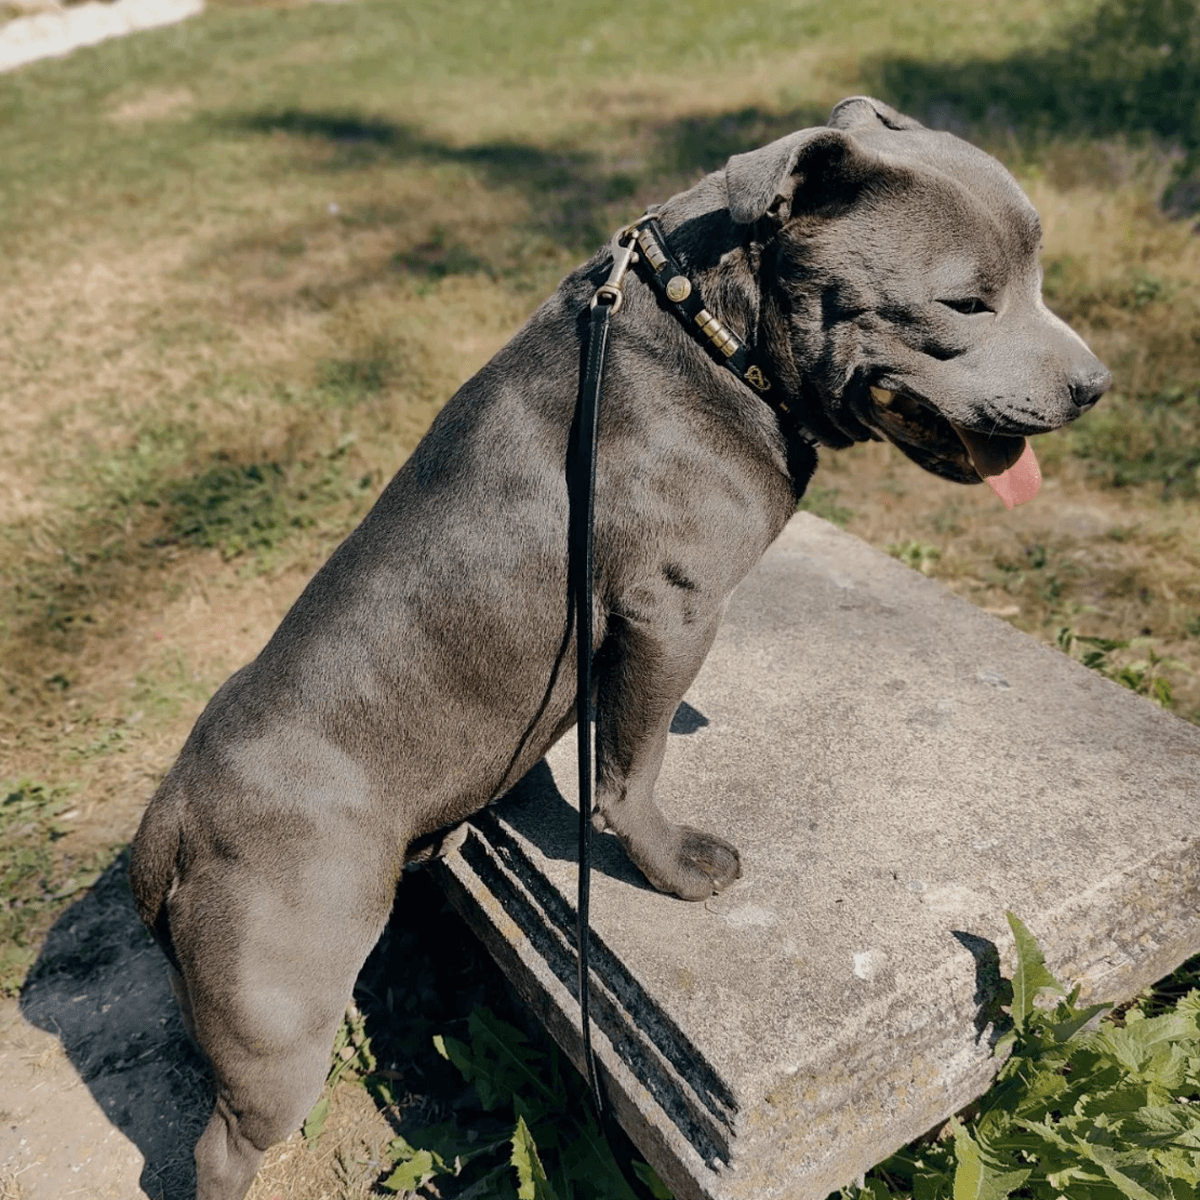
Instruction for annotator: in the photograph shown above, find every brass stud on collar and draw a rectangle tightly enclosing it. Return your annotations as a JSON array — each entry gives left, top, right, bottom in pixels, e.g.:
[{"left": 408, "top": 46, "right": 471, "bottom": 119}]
[
  {"left": 665, "top": 275, "right": 691, "bottom": 303},
  {"left": 636, "top": 228, "right": 668, "bottom": 272}
]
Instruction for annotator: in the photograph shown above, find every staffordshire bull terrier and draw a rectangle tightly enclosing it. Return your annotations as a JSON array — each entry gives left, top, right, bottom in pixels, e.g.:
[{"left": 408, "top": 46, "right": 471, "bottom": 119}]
[{"left": 130, "top": 96, "right": 1110, "bottom": 1199}]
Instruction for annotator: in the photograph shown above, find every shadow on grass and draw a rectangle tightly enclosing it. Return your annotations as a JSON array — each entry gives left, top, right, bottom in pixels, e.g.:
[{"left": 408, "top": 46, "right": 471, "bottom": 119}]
[
  {"left": 869, "top": 0, "right": 1200, "bottom": 210},
  {"left": 12, "top": 61, "right": 1191, "bottom": 715},
  {"left": 0, "top": 99, "right": 828, "bottom": 681},
  {"left": 218, "top": 110, "right": 620, "bottom": 252},
  {"left": 1, "top": 433, "right": 376, "bottom": 707},
  {"left": 214, "top": 101, "right": 830, "bottom": 262}
]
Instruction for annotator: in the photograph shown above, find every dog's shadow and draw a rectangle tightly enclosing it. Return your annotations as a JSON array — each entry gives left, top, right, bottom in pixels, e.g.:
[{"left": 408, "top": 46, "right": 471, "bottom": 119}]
[
  {"left": 487, "top": 701, "right": 712, "bottom": 893},
  {"left": 18, "top": 851, "right": 210, "bottom": 1199}
]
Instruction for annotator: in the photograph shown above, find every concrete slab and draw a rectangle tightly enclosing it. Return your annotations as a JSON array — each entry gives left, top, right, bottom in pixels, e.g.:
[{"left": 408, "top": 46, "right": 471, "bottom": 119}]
[{"left": 434, "top": 513, "right": 1200, "bottom": 1200}]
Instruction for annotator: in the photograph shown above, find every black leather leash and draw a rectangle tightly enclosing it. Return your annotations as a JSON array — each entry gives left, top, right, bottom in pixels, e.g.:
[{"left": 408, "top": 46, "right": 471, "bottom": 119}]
[
  {"left": 569, "top": 212, "right": 796, "bottom": 1120},
  {"left": 570, "top": 228, "right": 639, "bottom": 1117}
]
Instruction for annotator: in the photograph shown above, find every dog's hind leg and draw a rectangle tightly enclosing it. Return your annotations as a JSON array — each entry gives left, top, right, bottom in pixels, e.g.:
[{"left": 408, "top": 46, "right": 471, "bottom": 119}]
[
  {"left": 593, "top": 610, "right": 740, "bottom": 901},
  {"left": 169, "top": 837, "right": 398, "bottom": 1200}
]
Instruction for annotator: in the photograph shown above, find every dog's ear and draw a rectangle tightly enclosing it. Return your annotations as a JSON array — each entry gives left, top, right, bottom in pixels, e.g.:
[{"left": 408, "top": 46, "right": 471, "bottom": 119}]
[
  {"left": 826, "top": 96, "right": 925, "bottom": 133},
  {"left": 724, "top": 97, "right": 923, "bottom": 225},
  {"left": 724, "top": 128, "right": 881, "bottom": 225}
]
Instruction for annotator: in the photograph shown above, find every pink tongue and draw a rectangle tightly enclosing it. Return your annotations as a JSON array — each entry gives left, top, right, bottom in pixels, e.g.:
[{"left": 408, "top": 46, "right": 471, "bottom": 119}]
[{"left": 982, "top": 440, "right": 1041, "bottom": 509}]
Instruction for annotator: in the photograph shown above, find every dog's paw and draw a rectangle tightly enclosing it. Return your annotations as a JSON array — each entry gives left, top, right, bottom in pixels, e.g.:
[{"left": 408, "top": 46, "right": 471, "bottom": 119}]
[{"left": 669, "top": 825, "right": 742, "bottom": 900}]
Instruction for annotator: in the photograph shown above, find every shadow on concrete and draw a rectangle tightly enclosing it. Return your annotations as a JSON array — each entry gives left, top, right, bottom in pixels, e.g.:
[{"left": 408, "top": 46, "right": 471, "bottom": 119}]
[
  {"left": 15, "top": 740, "right": 683, "bottom": 1197},
  {"left": 18, "top": 852, "right": 209, "bottom": 1200},
  {"left": 14, "top": 850, "right": 553, "bottom": 1198},
  {"left": 952, "top": 931, "right": 1014, "bottom": 1046},
  {"left": 869, "top": 0, "right": 1200, "bottom": 211},
  {"left": 496, "top": 761, "right": 656, "bottom": 893},
  {"left": 493, "top": 701, "right": 714, "bottom": 890}
]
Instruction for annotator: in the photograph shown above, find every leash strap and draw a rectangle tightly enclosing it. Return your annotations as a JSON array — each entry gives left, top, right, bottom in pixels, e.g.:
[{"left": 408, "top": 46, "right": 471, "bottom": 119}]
[
  {"left": 570, "top": 229, "right": 640, "bottom": 1118},
  {"left": 571, "top": 300, "right": 613, "bottom": 1118}
]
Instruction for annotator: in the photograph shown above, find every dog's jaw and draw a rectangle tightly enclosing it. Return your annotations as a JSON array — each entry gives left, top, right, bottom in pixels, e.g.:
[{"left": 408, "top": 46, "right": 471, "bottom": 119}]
[{"left": 866, "top": 384, "right": 1044, "bottom": 507}]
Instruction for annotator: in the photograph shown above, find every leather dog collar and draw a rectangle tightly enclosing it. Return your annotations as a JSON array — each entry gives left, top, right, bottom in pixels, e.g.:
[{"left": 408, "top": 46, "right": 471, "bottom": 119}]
[{"left": 627, "top": 216, "right": 805, "bottom": 441}]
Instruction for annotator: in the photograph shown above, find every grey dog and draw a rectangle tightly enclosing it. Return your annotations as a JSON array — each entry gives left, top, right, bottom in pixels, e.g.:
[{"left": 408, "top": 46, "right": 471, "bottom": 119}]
[{"left": 130, "top": 96, "right": 1110, "bottom": 1199}]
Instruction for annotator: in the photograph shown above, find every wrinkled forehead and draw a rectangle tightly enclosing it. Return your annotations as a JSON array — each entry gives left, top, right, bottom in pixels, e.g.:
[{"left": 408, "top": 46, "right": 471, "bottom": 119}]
[{"left": 859, "top": 125, "right": 1043, "bottom": 259}]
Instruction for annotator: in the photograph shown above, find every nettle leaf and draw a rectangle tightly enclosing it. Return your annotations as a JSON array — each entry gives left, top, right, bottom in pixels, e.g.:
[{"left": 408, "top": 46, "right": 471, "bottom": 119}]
[
  {"left": 466, "top": 1008, "right": 560, "bottom": 1112},
  {"left": 1048, "top": 1000, "right": 1112, "bottom": 1044},
  {"left": 423, "top": 1117, "right": 513, "bottom": 1172},
  {"left": 302, "top": 1094, "right": 330, "bottom": 1144},
  {"left": 1157, "top": 1146, "right": 1200, "bottom": 1190},
  {"left": 1080, "top": 1082, "right": 1159, "bottom": 1124},
  {"left": 1044, "top": 1162, "right": 1112, "bottom": 1192},
  {"left": 1023, "top": 1118, "right": 1174, "bottom": 1200},
  {"left": 1101, "top": 1013, "right": 1197, "bottom": 1078},
  {"left": 864, "top": 1144, "right": 955, "bottom": 1196},
  {"left": 1134, "top": 1103, "right": 1200, "bottom": 1151},
  {"left": 951, "top": 1119, "right": 1031, "bottom": 1200},
  {"left": 1006, "top": 913, "right": 1065, "bottom": 1033},
  {"left": 421, "top": 1008, "right": 647, "bottom": 1200},
  {"left": 912, "top": 1163, "right": 956, "bottom": 1200},
  {"left": 844, "top": 1180, "right": 895, "bottom": 1199},
  {"left": 435, "top": 1032, "right": 477, "bottom": 1079},
  {"left": 560, "top": 1109, "right": 641, "bottom": 1200},
  {"left": 434, "top": 1013, "right": 554, "bottom": 1114},
  {"left": 632, "top": 1160, "right": 674, "bottom": 1199},
  {"left": 1018, "top": 1117, "right": 1083, "bottom": 1157},
  {"left": 382, "top": 1146, "right": 442, "bottom": 1193},
  {"left": 1010, "top": 1053, "right": 1072, "bottom": 1115},
  {"left": 511, "top": 1115, "right": 560, "bottom": 1200},
  {"left": 514, "top": 1092, "right": 556, "bottom": 1145},
  {"left": 1176, "top": 990, "right": 1200, "bottom": 1016},
  {"left": 456, "top": 1162, "right": 520, "bottom": 1200},
  {"left": 1081, "top": 1141, "right": 1174, "bottom": 1200}
]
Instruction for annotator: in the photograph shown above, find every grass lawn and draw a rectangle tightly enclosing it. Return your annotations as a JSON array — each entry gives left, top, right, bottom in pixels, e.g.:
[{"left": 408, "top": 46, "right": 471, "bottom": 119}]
[{"left": 1, "top": 0, "right": 1198, "bottom": 1195}]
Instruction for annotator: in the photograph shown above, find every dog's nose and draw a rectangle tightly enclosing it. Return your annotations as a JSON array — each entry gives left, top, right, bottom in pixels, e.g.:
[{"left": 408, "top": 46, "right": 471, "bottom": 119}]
[{"left": 1070, "top": 363, "right": 1113, "bottom": 412}]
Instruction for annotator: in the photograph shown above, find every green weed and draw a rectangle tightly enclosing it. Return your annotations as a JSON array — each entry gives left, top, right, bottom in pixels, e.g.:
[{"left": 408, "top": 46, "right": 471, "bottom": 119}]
[
  {"left": 154, "top": 440, "right": 375, "bottom": 565},
  {"left": 384, "top": 1006, "right": 663, "bottom": 1199},
  {"left": 303, "top": 1003, "right": 379, "bottom": 1146},
  {"left": 1064, "top": 386, "right": 1200, "bottom": 499},
  {"left": 301, "top": 994, "right": 667, "bottom": 1200},
  {"left": 1056, "top": 626, "right": 1185, "bottom": 708},
  {"left": 0, "top": 779, "right": 107, "bottom": 995},
  {"left": 307, "top": 913, "right": 1200, "bottom": 1200},
  {"left": 888, "top": 540, "right": 942, "bottom": 575},
  {"left": 840, "top": 914, "right": 1200, "bottom": 1200}
]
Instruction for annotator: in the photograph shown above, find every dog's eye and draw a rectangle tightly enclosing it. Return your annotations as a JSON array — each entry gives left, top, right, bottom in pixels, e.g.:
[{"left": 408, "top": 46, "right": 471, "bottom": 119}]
[{"left": 940, "top": 297, "right": 993, "bottom": 315}]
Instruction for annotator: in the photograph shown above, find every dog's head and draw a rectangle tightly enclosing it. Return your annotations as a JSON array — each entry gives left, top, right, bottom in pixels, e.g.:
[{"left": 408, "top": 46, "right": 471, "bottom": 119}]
[{"left": 718, "top": 97, "right": 1111, "bottom": 505}]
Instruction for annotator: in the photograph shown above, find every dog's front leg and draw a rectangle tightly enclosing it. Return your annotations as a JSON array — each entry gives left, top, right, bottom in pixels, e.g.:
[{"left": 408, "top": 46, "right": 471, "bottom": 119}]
[{"left": 592, "top": 609, "right": 740, "bottom": 900}]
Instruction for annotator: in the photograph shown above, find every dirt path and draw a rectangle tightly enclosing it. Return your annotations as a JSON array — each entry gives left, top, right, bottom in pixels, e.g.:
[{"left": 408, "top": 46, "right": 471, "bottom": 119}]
[
  {"left": 0, "top": 859, "right": 206, "bottom": 1198},
  {"left": 0, "top": 0, "right": 203, "bottom": 75}
]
